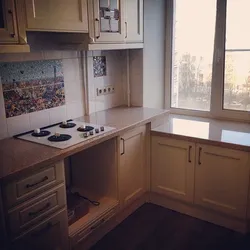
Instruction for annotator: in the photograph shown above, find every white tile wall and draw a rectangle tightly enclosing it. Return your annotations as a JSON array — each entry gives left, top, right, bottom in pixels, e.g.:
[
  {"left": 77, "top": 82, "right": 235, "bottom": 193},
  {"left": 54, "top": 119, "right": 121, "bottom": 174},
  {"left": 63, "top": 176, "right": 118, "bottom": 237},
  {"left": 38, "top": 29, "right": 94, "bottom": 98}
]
[
  {"left": 87, "top": 50, "right": 126, "bottom": 114},
  {"left": 0, "top": 51, "right": 86, "bottom": 139}
]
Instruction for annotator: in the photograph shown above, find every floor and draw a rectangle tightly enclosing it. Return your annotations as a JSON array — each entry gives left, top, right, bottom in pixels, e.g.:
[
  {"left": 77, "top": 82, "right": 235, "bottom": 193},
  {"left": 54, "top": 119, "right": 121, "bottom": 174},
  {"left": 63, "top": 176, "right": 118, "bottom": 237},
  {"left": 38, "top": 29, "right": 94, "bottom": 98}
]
[{"left": 91, "top": 203, "right": 250, "bottom": 250}]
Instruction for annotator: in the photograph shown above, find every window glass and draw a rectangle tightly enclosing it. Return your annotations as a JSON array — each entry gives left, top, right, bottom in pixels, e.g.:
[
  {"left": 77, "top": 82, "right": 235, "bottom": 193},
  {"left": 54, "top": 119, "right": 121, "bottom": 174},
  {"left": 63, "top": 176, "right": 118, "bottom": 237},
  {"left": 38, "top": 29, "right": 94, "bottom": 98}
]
[{"left": 171, "top": 0, "right": 216, "bottom": 111}]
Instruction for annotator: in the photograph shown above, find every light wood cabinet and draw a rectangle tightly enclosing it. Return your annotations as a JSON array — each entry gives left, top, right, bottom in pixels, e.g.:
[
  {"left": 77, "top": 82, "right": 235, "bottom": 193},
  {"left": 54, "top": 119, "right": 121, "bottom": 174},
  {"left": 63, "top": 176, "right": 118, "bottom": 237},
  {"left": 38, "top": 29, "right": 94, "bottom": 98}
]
[
  {"left": 194, "top": 144, "right": 250, "bottom": 219},
  {"left": 151, "top": 137, "right": 195, "bottom": 203},
  {"left": 24, "top": 0, "right": 88, "bottom": 32},
  {"left": 88, "top": 0, "right": 125, "bottom": 43},
  {"left": 125, "top": 0, "right": 143, "bottom": 43},
  {"left": 119, "top": 126, "right": 147, "bottom": 207},
  {"left": 0, "top": 0, "right": 18, "bottom": 43},
  {"left": 11, "top": 209, "right": 68, "bottom": 250}
]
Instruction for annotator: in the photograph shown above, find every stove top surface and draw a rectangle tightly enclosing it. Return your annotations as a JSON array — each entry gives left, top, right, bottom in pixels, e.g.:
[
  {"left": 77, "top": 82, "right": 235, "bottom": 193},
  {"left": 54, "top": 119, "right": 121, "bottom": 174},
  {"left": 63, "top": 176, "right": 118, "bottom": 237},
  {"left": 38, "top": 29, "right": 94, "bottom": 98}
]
[{"left": 17, "top": 121, "right": 115, "bottom": 149}]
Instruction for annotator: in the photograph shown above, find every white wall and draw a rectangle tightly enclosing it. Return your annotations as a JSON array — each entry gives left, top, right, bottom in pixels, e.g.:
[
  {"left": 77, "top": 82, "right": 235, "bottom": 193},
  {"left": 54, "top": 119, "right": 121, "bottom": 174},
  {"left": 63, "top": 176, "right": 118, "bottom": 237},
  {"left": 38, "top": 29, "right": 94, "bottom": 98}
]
[{"left": 143, "top": 0, "right": 165, "bottom": 109}]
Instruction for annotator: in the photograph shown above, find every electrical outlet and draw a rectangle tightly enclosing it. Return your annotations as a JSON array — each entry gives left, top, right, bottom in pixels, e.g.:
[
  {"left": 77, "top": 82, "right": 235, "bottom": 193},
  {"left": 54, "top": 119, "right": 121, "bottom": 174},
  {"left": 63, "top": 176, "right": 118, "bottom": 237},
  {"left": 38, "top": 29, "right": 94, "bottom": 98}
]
[{"left": 96, "top": 85, "right": 115, "bottom": 96}]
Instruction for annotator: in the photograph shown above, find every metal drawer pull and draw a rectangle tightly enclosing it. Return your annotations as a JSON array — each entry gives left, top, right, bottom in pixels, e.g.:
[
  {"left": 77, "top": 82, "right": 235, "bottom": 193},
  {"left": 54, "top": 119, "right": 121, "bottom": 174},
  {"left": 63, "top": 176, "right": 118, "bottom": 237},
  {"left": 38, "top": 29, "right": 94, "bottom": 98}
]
[
  {"left": 8, "top": 9, "right": 15, "bottom": 38},
  {"left": 90, "top": 218, "right": 105, "bottom": 230},
  {"left": 26, "top": 176, "right": 49, "bottom": 188},
  {"left": 31, "top": 221, "right": 58, "bottom": 237},
  {"left": 121, "top": 138, "right": 125, "bottom": 155},
  {"left": 198, "top": 147, "right": 202, "bottom": 165},
  {"left": 95, "top": 18, "right": 100, "bottom": 39},
  {"left": 188, "top": 146, "right": 192, "bottom": 163},
  {"left": 28, "top": 202, "right": 51, "bottom": 217}
]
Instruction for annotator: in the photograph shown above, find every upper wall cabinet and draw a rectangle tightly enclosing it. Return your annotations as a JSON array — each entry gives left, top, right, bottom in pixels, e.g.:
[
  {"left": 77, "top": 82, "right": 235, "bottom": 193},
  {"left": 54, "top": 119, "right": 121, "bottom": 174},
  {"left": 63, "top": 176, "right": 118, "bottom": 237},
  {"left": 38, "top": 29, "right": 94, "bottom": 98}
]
[
  {"left": 88, "top": 0, "right": 125, "bottom": 43},
  {"left": 24, "top": 0, "right": 88, "bottom": 32},
  {"left": 125, "top": 0, "right": 143, "bottom": 43},
  {"left": 0, "top": 0, "right": 18, "bottom": 43},
  {"left": 0, "top": 0, "right": 30, "bottom": 53}
]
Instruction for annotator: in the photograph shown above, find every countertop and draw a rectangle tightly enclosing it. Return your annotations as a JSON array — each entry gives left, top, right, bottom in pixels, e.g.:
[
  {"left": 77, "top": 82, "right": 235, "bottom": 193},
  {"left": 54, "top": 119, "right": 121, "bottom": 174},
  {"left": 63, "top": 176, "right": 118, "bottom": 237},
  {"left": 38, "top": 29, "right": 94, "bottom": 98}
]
[
  {"left": 152, "top": 114, "right": 250, "bottom": 151},
  {"left": 0, "top": 106, "right": 167, "bottom": 180}
]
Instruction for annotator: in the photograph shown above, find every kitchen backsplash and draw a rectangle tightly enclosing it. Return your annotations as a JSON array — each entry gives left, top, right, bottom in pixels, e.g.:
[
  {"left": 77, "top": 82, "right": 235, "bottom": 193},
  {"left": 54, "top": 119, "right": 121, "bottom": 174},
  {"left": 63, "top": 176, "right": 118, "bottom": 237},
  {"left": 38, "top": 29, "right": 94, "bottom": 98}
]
[
  {"left": 1, "top": 60, "right": 65, "bottom": 118},
  {"left": 0, "top": 50, "right": 127, "bottom": 139},
  {"left": 0, "top": 51, "right": 85, "bottom": 139}
]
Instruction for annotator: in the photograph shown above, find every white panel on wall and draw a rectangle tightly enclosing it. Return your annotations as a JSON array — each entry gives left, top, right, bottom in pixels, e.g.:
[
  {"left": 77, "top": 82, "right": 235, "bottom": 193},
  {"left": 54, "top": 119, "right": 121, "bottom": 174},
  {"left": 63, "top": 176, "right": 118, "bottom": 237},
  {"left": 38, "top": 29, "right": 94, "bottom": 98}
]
[
  {"left": 66, "top": 101, "right": 84, "bottom": 119},
  {"left": 49, "top": 105, "right": 67, "bottom": 124},
  {"left": 29, "top": 110, "right": 50, "bottom": 130},
  {"left": 7, "top": 113, "right": 31, "bottom": 136},
  {"left": 143, "top": 0, "right": 165, "bottom": 109}
]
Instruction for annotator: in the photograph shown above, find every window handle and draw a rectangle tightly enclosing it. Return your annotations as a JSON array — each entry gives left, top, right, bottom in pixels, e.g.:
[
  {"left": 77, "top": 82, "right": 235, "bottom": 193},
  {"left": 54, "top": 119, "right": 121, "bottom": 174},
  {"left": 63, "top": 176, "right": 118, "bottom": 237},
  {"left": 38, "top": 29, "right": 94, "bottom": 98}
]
[{"left": 8, "top": 9, "right": 16, "bottom": 38}]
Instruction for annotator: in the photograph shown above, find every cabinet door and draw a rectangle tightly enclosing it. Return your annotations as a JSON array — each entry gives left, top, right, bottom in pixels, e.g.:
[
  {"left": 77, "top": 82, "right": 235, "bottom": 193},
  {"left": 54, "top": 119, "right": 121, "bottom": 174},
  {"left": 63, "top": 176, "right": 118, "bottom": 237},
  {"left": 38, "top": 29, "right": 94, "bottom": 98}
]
[
  {"left": 0, "top": 0, "right": 18, "bottom": 43},
  {"left": 151, "top": 137, "right": 195, "bottom": 203},
  {"left": 11, "top": 209, "right": 68, "bottom": 250},
  {"left": 195, "top": 144, "right": 249, "bottom": 219},
  {"left": 25, "top": 0, "right": 88, "bottom": 32},
  {"left": 90, "top": 0, "right": 125, "bottom": 43},
  {"left": 119, "top": 125, "right": 147, "bottom": 207},
  {"left": 125, "top": 0, "right": 143, "bottom": 43}
]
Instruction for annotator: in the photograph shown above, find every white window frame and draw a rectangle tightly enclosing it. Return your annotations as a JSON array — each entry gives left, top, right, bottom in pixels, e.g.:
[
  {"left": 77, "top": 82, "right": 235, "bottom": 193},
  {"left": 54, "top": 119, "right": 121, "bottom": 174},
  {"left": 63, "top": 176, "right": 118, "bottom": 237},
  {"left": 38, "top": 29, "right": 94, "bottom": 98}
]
[{"left": 165, "top": 0, "right": 250, "bottom": 122}]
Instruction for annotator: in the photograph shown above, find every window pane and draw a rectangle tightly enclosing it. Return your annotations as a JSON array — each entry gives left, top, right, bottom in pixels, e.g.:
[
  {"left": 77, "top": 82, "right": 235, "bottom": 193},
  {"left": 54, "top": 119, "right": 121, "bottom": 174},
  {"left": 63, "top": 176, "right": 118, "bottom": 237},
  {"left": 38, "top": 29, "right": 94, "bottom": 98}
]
[
  {"left": 224, "top": 0, "right": 250, "bottom": 112},
  {"left": 171, "top": 0, "right": 216, "bottom": 111},
  {"left": 226, "top": 0, "right": 250, "bottom": 50},
  {"left": 224, "top": 52, "right": 250, "bottom": 111}
]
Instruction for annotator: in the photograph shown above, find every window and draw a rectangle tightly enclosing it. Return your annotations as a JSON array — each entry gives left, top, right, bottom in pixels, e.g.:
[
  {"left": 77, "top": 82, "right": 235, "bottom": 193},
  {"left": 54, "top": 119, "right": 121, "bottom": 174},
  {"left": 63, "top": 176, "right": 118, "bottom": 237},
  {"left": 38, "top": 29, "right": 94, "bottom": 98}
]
[{"left": 166, "top": 0, "right": 250, "bottom": 121}]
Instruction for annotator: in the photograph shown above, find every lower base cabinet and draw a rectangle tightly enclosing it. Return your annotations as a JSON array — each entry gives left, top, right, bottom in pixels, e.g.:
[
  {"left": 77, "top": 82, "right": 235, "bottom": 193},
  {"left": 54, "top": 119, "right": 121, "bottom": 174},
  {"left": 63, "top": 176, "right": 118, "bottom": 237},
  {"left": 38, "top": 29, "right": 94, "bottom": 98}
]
[
  {"left": 151, "top": 136, "right": 250, "bottom": 220},
  {"left": 119, "top": 126, "right": 147, "bottom": 208},
  {"left": 10, "top": 209, "right": 68, "bottom": 250}
]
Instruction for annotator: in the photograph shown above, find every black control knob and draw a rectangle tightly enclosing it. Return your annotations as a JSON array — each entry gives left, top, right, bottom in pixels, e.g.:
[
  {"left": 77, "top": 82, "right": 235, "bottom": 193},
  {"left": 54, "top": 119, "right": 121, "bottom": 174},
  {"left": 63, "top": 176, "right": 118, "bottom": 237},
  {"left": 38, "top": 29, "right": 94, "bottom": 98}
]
[
  {"left": 95, "top": 128, "right": 99, "bottom": 133},
  {"left": 100, "top": 126, "right": 104, "bottom": 131},
  {"left": 90, "top": 131, "right": 94, "bottom": 136},
  {"left": 83, "top": 132, "right": 88, "bottom": 138}
]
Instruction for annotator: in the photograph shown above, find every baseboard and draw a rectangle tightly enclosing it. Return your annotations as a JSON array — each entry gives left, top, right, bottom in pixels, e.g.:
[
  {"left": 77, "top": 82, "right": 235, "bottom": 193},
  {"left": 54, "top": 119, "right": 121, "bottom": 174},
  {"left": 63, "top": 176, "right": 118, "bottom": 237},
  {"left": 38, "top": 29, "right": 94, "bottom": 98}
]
[{"left": 149, "top": 192, "right": 248, "bottom": 234}]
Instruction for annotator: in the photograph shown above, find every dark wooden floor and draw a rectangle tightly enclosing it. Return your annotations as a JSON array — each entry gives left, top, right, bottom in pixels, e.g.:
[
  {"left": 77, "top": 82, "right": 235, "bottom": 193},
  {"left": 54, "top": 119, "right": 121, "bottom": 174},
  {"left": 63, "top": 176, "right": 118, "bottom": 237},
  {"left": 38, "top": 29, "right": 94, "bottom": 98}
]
[{"left": 91, "top": 203, "right": 250, "bottom": 250}]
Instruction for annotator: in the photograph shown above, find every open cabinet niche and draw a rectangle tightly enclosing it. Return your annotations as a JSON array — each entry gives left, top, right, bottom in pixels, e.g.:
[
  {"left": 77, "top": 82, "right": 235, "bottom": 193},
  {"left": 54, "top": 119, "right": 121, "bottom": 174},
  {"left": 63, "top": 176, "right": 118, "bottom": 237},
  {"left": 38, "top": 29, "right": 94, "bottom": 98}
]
[{"left": 64, "top": 138, "right": 119, "bottom": 248}]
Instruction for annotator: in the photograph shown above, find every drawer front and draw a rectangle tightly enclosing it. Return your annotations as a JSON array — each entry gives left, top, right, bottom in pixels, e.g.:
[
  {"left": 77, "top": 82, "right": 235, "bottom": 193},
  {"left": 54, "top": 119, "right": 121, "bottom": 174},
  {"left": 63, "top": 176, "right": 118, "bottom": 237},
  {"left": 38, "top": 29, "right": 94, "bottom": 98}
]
[
  {"left": 70, "top": 207, "right": 117, "bottom": 248},
  {"left": 3, "top": 161, "right": 65, "bottom": 209},
  {"left": 8, "top": 184, "right": 66, "bottom": 237},
  {"left": 11, "top": 209, "right": 68, "bottom": 250}
]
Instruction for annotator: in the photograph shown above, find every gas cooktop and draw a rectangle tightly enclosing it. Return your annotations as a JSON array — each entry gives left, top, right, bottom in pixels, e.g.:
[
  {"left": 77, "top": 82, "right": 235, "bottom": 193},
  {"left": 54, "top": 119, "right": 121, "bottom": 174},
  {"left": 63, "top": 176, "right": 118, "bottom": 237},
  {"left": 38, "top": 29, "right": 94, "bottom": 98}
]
[{"left": 15, "top": 120, "right": 115, "bottom": 149}]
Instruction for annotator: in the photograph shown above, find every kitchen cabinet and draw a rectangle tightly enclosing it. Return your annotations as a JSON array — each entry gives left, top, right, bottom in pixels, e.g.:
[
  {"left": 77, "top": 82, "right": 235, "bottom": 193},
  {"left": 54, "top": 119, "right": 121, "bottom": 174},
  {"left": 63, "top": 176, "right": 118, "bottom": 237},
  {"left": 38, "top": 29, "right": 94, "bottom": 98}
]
[
  {"left": 0, "top": 0, "right": 18, "bottom": 43},
  {"left": 88, "top": 0, "right": 125, "bottom": 43},
  {"left": 119, "top": 125, "right": 147, "bottom": 207},
  {"left": 194, "top": 143, "right": 249, "bottom": 219},
  {"left": 124, "top": 0, "right": 143, "bottom": 43},
  {"left": 11, "top": 209, "right": 68, "bottom": 250},
  {"left": 151, "top": 137, "right": 195, "bottom": 203},
  {"left": 24, "top": 0, "right": 88, "bottom": 32}
]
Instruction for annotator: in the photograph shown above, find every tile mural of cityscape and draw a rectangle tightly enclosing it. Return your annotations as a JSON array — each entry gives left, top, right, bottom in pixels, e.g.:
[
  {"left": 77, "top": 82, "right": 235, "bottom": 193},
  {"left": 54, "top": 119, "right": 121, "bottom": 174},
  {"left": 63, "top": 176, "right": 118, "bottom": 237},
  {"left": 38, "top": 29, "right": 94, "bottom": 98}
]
[{"left": 0, "top": 60, "right": 65, "bottom": 118}]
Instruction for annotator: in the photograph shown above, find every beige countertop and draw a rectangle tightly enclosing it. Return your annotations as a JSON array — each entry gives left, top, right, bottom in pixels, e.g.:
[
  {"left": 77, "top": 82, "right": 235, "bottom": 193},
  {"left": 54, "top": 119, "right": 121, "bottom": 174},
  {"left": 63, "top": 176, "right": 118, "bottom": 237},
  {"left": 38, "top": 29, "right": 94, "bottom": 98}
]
[
  {"left": 0, "top": 106, "right": 167, "bottom": 180},
  {"left": 152, "top": 114, "right": 250, "bottom": 151}
]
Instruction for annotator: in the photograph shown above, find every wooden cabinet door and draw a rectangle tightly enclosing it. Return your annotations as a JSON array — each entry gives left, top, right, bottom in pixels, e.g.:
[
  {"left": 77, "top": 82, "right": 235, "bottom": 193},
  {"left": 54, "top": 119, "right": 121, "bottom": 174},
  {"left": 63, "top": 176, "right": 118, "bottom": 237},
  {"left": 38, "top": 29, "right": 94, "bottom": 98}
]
[
  {"left": 151, "top": 137, "right": 195, "bottom": 203},
  {"left": 25, "top": 0, "right": 88, "bottom": 32},
  {"left": 89, "top": 0, "right": 125, "bottom": 43},
  {"left": 11, "top": 209, "right": 68, "bottom": 250},
  {"left": 194, "top": 144, "right": 249, "bottom": 219},
  {"left": 119, "top": 125, "right": 147, "bottom": 207},
  {"left": 0, "top": 0, "right": 18, "bottom": 43},
  {"left": 125, "top": 0, "right": 143, "bottom": 43}
]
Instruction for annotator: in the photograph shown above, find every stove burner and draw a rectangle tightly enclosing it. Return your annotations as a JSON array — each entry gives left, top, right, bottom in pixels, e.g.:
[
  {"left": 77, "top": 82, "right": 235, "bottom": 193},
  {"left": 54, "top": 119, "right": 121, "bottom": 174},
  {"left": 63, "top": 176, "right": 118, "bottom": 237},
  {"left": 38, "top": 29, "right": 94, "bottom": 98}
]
[
  {"left": 59, "top": 122, "right": 76, "bottom": 129},
  {"left": 77, "top": 126, "right": 94, "bottom": 132},
  {"left": 31, "top": 130, "right": 51, "bottom": 137},
  {"left": 48, "top": 134, "right": 72, "bottom": 142}
]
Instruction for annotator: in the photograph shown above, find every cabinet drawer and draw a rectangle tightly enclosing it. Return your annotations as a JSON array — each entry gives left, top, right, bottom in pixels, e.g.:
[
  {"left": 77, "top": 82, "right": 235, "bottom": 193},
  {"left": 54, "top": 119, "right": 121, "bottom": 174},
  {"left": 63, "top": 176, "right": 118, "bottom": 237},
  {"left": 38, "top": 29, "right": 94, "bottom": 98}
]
[
  {"left": 10, "top": 209, "right": 68, "bottom": 250},
  {"left": 3, "top": 161, "right": 65, "bottom": 209},
  {"left": 70, "top": 208, "right": 116, "bottom": 248},
  {"left": 8, "top": 184, "right": 66, "bottom": 237}
]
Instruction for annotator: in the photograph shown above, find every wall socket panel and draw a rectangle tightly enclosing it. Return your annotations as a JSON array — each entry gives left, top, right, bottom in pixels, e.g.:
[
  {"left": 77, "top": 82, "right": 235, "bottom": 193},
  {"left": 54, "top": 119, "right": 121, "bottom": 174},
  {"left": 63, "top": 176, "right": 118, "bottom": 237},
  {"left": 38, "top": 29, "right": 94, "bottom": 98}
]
[{"left": 96, "top": 85, "right": 115, "bottom": 96}]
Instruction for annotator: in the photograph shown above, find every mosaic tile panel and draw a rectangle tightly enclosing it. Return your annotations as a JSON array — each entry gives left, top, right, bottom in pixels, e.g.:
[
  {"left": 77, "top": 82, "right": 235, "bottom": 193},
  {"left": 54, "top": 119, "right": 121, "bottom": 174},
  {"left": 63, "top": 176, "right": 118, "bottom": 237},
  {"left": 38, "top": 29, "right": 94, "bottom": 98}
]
[
  {"left": 0, "top": 60, "right": 65, "bottom": 118},
  {"left": 93, "top": 56, "right": 107, "bottom": 77}
]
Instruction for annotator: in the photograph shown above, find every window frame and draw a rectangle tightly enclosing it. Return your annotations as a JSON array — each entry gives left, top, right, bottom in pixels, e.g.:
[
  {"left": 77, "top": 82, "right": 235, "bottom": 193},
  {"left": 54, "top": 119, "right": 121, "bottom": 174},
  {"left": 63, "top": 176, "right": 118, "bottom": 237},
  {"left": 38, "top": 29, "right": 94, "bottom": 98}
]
[{"left": 165, "top": 0, "right": 250, "bottom": 122}]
